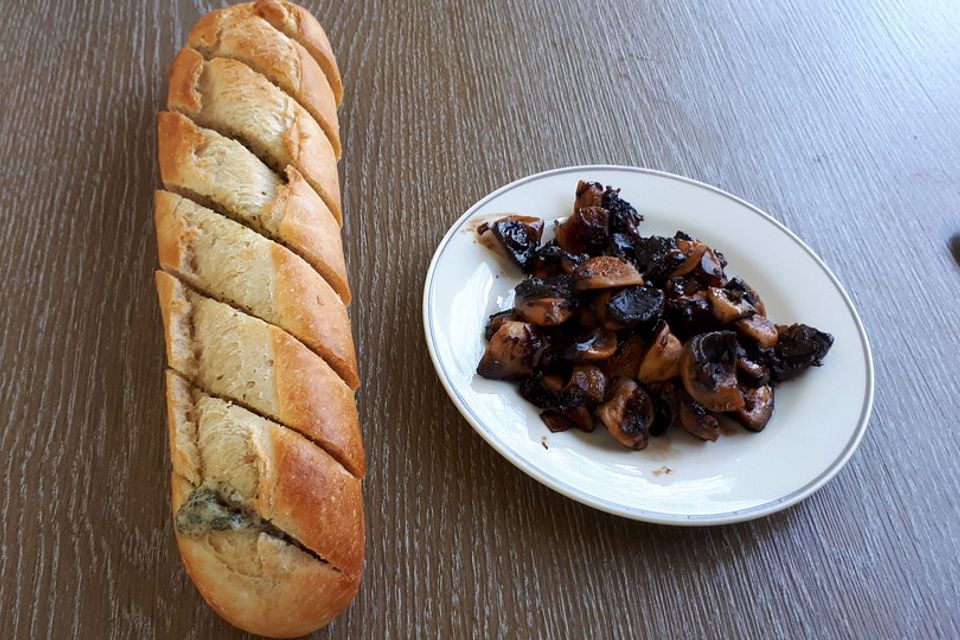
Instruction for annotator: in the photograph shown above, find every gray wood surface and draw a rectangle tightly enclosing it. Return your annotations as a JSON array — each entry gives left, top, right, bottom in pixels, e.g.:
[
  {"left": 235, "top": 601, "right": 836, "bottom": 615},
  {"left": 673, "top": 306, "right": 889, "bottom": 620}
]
[{"left": 1, "top": 0, "right": 959, "bottom": 637}]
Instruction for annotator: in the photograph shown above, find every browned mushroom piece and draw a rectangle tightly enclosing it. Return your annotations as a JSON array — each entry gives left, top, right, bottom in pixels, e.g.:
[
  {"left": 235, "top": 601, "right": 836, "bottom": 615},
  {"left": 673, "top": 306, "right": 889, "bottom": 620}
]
[
  {"left": 596, "top": 379, "right": 654, "bottom": 450},
  {"left": 637, "top": 322, "right": 684, "bottom": 383},
  {"left": 567, "top": 405, "right": 596, "bottom": 432},
  {"left": 564, "top": 327, "right": 618, "bottom": 362},
  {"left": 513, "top": 277, "right": 575, "bottom": 326},
  {"left": 706, "top": 286, "right": 756, "bottom": 325},
  {"left": 555, "top": 207, "right": 609, "bottom": 254},
  {"left": 477, "top": 321, "right": 545, "bottom": 380},
  {"left": 726, "top": 277, "right": 767, "bottom": 316},
  {"left": 669, "top": 239, "right": 707, "bottom": 277},
  {"left": 736, "top": 352, "right": 771, "bottom": 387},
  {"left": 676, "top": 388, "right": 721, "bottom": 442},
  {"left": 478, "top": 215, "right": 544, "bottom": 272},
  {"left": 601, "top": 334, "right": 647, "bottom": 379},
  {"left": 484, "top": 309, "right": 519, "bottom": 340},
  {"left": 735, "top": 314, "right": 779, "bottom": 349},
  {"left": 574, "top": 180, "right": 604, "bottom": 210},
  {"left": 730, "top": 385, "right": 775, "bottom": 432},
  {"left": 645, "top": 381, "right": 681, "bottom": 436},
  {"left": 518, "top": 373, "right": 565, "bottom": 408},
  {"left": 697, "top": 248, "right": 727, "bottom": 287},
  {"left": 573, "top": 256, "right": 645, "bottom": 290},
  {"left": 540, "top": 410, "right": 576, "bottom": 433},
  {"left": 679, "top": 331, "right": 745, "bottom": 412},
  {"left": 561, "top": 365, "right": 608, "bottom": 408}
]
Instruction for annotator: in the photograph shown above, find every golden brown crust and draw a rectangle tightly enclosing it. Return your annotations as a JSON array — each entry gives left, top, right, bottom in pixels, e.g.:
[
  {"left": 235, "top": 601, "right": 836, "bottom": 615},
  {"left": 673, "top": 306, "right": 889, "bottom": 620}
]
[
  {"left": 172, "top": 474, "right": 360, "bottom": 638},
  {"left": 166, "top": 49, "right": 342, "bottom": 223},
  {"left": 188, "top": 7, "right": 341, "bottom": 158},
  {"left": 251, "top": 0, "right": 343, "bottom": 105}
]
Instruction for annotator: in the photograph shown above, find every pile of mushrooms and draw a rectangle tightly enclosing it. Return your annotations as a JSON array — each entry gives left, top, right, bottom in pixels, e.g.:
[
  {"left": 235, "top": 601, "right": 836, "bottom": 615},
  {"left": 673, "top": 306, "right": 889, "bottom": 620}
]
[{"left": 477, "top": 181, "right": 834, "bottom": 450}]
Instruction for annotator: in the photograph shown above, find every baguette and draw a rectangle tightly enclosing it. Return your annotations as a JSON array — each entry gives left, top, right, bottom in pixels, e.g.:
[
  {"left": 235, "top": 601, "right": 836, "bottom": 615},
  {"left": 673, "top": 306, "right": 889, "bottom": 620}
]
[
  {"left": 167, "top": 48, "right": 342, "bottom": 222},
  {"left": 167, "top": 372, "right": 362, "bottom": 638},
  {"left": 157, "top": 110, "right": 350, "bottom": 299},
  {"left": 188, "top": 7, "right": 341, "bottom": 158},
  {"left": 248, "top": 0, "right": 344, "bottom": 105},
  {"left": 155, "top": 190, "right": 359, "bottom": 388},
  {"left": 156, "top": 270, "right": 364, "bottom": 478}
]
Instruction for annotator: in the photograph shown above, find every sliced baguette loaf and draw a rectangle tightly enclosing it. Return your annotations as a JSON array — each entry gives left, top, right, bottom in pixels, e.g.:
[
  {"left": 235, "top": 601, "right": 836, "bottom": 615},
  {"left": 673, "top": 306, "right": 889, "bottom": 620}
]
[
  {"left": 188, "top": 7, "right": 341, "bottom": 158},
  {"left": 156, "top": 270, "right": 364, "bottom": 477},
  {"left": 155, "top": 190, "right": 358, "bottom": 388},
  {"left": 156, "top": 111, "right": 350, "bottom": 299},
  {"left": 167, "top": 48, "right": 341, "bottom": 221},
  {"left": 248, "top": 0, "right": 344, "bottom": 105}
]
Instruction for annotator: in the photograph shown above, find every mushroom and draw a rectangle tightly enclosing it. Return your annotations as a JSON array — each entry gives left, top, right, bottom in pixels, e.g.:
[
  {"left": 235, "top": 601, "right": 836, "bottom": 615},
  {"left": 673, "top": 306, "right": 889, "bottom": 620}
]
[
  {"left": 679, "top": 331, "right": 745, "bottom": 412},
  {"left": 602, "top": 187, "right": 644, "bottom": 239},
  {"left": 596, "top": 379, "right": 654, "bottom": 450},
  {"left": 725, "top": 277, "right": 766, "bottom": 316},
  {"left": 676, "top": 389, "right": 721, "bottom": 442},
  {"left": 633, "top": 236, "right": 687, "bottom": 284},
  {"left": 514, "top": 277, "right": 575, "bottom": 326},
  {"left": 567, "top": 405, "right": 596, "bottom": 432},
  {"left": 669, "top": 239, "right": 707, "bottom": 278},
  {"left": 637, "top": 322, "right": 684, "bottom": 383},
  {"left": 560, "top": 365, "right": 608, "bottom": 408},
  {"left": 478, "top": 215, "right": 544, "bottom": 272},
  {"left": 735, "top": 314, "right": 778, "bottom": 348},
  {"left": 770, "top": 323, "right": 834, "bottom": 382},
  {"left": 736, "top": 351, "right": 771, "bottom": 387},
  {"left": 707, "top": 286, "right": 756, "bottom": 325},
  {"left": 645, "top": 381, "right": 680, "bottom": 436},
  {"left": 477, "top": 321, "right": 545, "bottom": 380},
  {"left": 574, "top": 180, "right": 604, "bottom": 210},
  {"left": 669, "top": 239, "right": 726, "bottom": 285},
  {"left": 573, "top": 256, "right": 645, "bottom": 290},
  {"left": 540, "top": 410, "right": 576, "bottom": 433},
  {"left": 604, "top": 285, "right": 665, "bottom": 330},
  {"left": 518, "top": 373, "right": 565, "bottom": 408},
  {"left": 484, "top": 309, "right": 518, "bottom": 340},
  {"left": 730, "top": 385, "right": 775, "bottom": 432},
  {"left": 665, "top": 290, "right": 718, "bottom": 339},
  {"left": 564, "top": 327, "right": 618, "bottom": 362},
  {"left": 601, "top": 334, "right": 647, "bottom": 379},
  {"left": 531, "top": 242, "right": 583, "bottom": 278},
  {"left": 555, "top": 206, "right": 609, "bottom": 254}
]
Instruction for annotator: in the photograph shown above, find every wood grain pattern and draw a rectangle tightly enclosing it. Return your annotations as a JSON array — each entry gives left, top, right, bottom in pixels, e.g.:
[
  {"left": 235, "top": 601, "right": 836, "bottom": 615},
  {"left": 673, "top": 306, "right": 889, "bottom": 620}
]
[{"left": 2, "top": 0, "right": 959, "bottom": 637}]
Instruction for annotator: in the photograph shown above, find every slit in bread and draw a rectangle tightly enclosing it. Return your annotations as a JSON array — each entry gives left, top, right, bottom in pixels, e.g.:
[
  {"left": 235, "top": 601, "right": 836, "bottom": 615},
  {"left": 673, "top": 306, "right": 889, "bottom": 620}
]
[
  {"left": 156, "top": 111, "right": 350, "bottom": 300},
  {"left": 248, "top": 0, "right": 344, "bottom": 106},
  {"left": 166, "top": 48, "right": 342, "bottom": 222},
  {"left": 155, "top": 190, "right": 359, "bottom": 388},
  {"left": 156, "top": 270, "right": 365, "bottom": 477},
  {"left": 188, "top": 6, "right": 341, "bottom": 158}
]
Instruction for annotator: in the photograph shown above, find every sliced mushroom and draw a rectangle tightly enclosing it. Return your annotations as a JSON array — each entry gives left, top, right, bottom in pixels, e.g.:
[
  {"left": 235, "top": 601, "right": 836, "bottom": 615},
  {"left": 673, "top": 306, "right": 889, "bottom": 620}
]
[
  {"left": 514, "top": 277, "right": 575, "bottom": 326},
  {"left": 670, "top": 239, "right": 726, "bottom": 285},
  {"left": 602, "top": 187, "right": 644, "bottom": 239},
  {"left": 532, "top": 242, "right": 583, "bottom": 277},
  {"left": 555, "top": 207, "right": 609, "bottom": 254},
  {"left": 477, "top": 321, "right": 545, "bottom": 380},
  {"left": 633, "top": 235, "right": 686, "bottom": 283},
  {"left": 645, "top": 381, "right": 680, "bottom": 436},
  {"left": 665, "top": 290, "right": 718, "bottom": 339},
  {"left": 601, "top": 334, "right": 647, "bottom": 379},
  {"left": 707, "top": 286, "right": 756, "bottom": 325},
  {"left": 540, "top": 410, "right": 576, "bottom": 433},
  {"left": 736, "top": 351, "right": 771, "bottom": 387},
  {"left": 564, "top": 327, "right": 618, "bottom": 362},
  {"left": 676, "top": 388, "right": 721, "bottom": 442},
  {"left": 669, "top": 239, "right": 707, "bottom": 278},
  {"left": 518, "top": 373, "right": 564, "bottom": 408},
  {"left": 560, "top": 365, "right": 608, "bottom": 408},
  {"left": 698, "top": 248, "right": 727, "bottom": 287},
  {"left": 567, "top": 405, "right": 596, "bottom": 432},
  {"left": 484, "top": 309, "right": 518, "bottom": 340},
  {"left": 730, "top": 385, "right": 775, "bottom": 432},
  {"left": 725, "top": 277, "right": 766, "bottom": 316},
  {"left": 574, "top": 180, "right": 604, "bottom": 210},
  {"left": 770, "top": 323, "right": 834, "bottom": 382},
  {"left": 637, "top": 322, "right": 684, "bottom": 382},
  {"left": 478, "top": 215, "right": 544, "bottom": 272},
  {"left": 605, "top": 286, "right": 665, "bottom": 329},
  {"left": 735, "top": 314, "right": 778, "bottom": 349},
  {"left": 573, "top": 256, "right": 645, "bottom": 290},
  {"left": 596, "top": 379, "right": 654, "bottom": 450},
  {"left": 679, "top": 331, "right": 745, "bottom": 412}
]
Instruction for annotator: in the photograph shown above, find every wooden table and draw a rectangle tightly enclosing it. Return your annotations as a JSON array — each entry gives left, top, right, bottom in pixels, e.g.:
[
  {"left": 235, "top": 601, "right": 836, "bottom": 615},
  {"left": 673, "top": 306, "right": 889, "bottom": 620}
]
[{"left": 2, "top": 0, "right": 959, "bottom": 637}]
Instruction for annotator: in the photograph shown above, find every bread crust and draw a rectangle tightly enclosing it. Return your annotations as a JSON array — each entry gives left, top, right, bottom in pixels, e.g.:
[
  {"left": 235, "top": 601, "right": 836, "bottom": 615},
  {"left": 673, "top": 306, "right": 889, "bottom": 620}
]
[
  {"left": 249, "top": 0, "right": 343, "bottom": 106},
  {"left": 156, "top": 271, "right": 365, "bottom": 477},
  {"left": 172, "top": 474, "right": 361, "bottom": 638},
  {"left": 188, "top": 8, "right": 341, "bottom": 158},
  {"left": 156, "top": 111, "right": 351, "bottom": 301},
  {"left": 167, "top": 49, "right": 342, "bottom": 223},
  {"left": 155, "top": 191, "right": 359, "bottom": 388}
]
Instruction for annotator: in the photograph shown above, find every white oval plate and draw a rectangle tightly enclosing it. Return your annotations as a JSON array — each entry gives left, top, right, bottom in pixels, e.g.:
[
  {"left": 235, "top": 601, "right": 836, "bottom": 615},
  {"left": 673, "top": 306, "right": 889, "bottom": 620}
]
[{"left": 423, "top": 166, "right": 874, "bottom": 525}]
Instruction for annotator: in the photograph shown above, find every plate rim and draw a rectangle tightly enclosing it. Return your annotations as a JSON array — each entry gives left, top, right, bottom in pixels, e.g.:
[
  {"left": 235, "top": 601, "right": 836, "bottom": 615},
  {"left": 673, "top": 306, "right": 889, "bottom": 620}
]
[{"left": 422, "top": 165, "right": 875, "bottom": 526}]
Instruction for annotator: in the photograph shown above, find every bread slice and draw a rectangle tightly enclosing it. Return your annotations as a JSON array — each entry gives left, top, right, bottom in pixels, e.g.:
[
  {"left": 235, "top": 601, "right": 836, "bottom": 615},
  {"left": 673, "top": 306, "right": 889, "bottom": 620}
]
[
  {"left": 155, "top": 270, "right": 364, "bottom": 477},
  {"left": 167, "top": 49, "right": 341, "bottom": 222},
  {"left": 166, "top": 371, "right": 363, "bottom": 573},
  {"left": 248, "top": 0, "right": 344, "bottom": 106},
  {"left": 188, "top": 7, "right": 341, "bottom": 158},
  {"left": 172, "top": 474, "right": 359, "bottom": 638},
  {"left": 157, "top": 111, "right": 350, "bottom": 299},
  {"left": 155, "top": 191, "right": 358, "bottom": 388}
]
